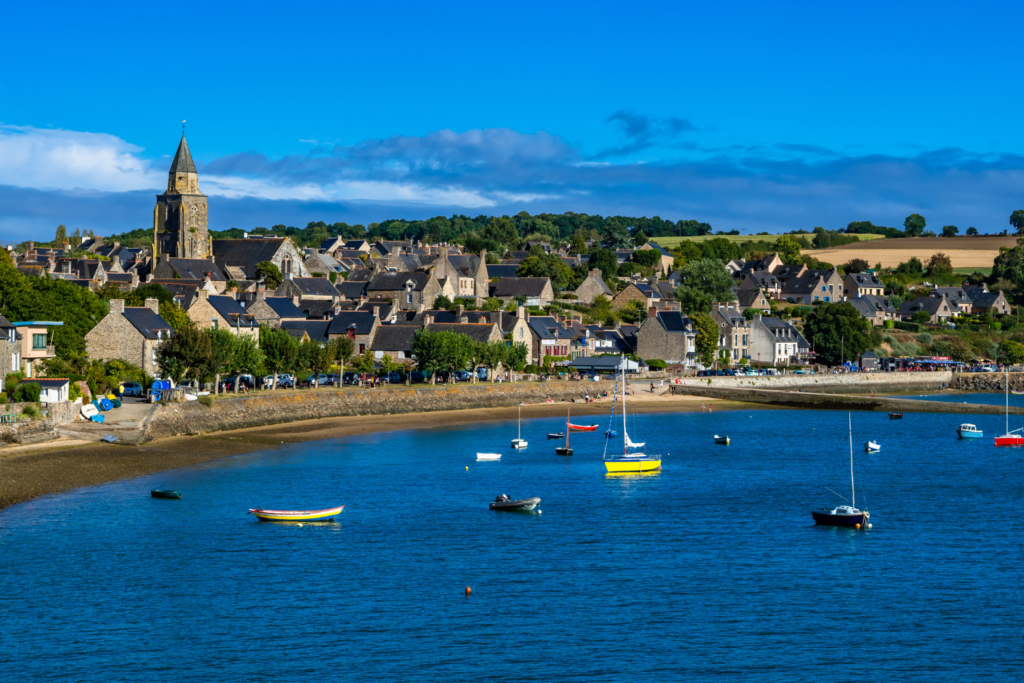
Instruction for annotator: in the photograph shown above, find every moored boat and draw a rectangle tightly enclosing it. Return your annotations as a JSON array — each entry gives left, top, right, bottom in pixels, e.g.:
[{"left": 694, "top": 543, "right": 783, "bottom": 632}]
[
  {"left": 865, "top": 440, "right": 880, "bottom": 452},
  {"left": 547, "top": 432, "right": 564, "bottom": 439},
  {"left": 889, "top": 412, "right": 903, "bottom": 420},
  {"left": 510, "top": 403, "right": 528, "bottom": 449},
  {"left": 812, "top": 413, "right": 870, "bottom": 528},
  {"left": 248, "top": 505, "right": 344, "bottom": 522},
  {"left": 603, "top": 357, "right": 661, "bottom": 473},
  {"left": 568, "top": 423, "right": 599, "bottom": 431},
  {"left": 996, "top": 368, "right": 1024, "bottom": 446},
  {"left": 151, "top": 490, "right": 181, "bottom": 499},
  {"left": 489, "top": 494, "right": 541, "bottom": 511},
  {"left": 556, "top": 407, "right": 573, "bottom": 456},
  {"left": 714, "top": 435, "right": 730, "bottom": 445},
  {"left": 957, "top": 423, "right": 983, "bottom": 439},
  {"left": 476, "top": 453, "right": 501, "bottom": 461}
]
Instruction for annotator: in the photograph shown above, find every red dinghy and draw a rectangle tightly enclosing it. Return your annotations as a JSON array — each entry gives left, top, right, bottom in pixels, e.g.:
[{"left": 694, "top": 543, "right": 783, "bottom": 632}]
[{"left": 568, "top": 423, "right": 599, "bottom": 431}]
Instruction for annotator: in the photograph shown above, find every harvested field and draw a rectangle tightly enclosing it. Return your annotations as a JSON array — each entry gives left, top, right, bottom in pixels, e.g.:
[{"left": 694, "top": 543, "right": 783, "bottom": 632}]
[
  {"left": 805, "top": 235, "right": 1016, "bottom": 269},
  {"left": 652, "top": 234, "right": 885, "bottom": 247}
]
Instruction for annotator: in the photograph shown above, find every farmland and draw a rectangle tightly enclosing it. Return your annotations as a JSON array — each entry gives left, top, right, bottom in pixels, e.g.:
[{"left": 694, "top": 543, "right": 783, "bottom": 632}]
[
  {"left": 651, "top": 233, "right": 885, "bottom": 247},
  {"left": 803, "top": 235, "right": 1017, "bottom": 269}
]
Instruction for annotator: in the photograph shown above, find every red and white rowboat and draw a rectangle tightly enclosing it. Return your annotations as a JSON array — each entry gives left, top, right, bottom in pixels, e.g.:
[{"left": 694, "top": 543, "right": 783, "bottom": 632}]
[
  {"left": 568, "top": 423, "right": 599, "bottom": 431},
  {"left": 248, "top": 505, "right": 344, "bottom": 522}
]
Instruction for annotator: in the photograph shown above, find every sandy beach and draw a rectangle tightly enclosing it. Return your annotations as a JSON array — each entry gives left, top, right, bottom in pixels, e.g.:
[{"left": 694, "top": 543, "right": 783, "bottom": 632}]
[{"left": 0, "top": 391, "right": 742, "bottom": 511}]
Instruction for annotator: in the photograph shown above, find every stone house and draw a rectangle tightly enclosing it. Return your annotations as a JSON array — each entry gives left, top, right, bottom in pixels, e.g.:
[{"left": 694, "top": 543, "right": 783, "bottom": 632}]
[
  {"left": 711, "top": 304, "right": 750, "bottom": 363},
  {"left": 929, "top": 287, "right": 973, "bottom": 315},
  {"left": 0, "top": 315, "right": 22, "bottom": 394},
  {"left": 326, "top": 311, "right": 380, "bottom": 355},
  {"left": 368, "top": 325, "right": 419, "bottom": 363},
  {"left": 491, "top": 277, "right": 555, "bottom": 308},
  {"left": 782, "top": 268, "right": 843, "bottom": 304},
  {"left": 612, "top": 282, "right": 658, "bottom": 311},
  {"left": 151, "top": 257, "right": 229, "bottom": 283},
  {"left": 185, "top": 290, "right": 260, "bottom": 339},
  {"left": 897, "top": 297, "right": 955, "bottom": 324},
  {"left": 366, "top": 271, "right": 441, "bottom": 311},
  {"left": 970, "top": 291, "right": 1011, "bottom": 316},
  {"left": 573, "top": 269, "right": 613, "bottom": 304},
  {"left": 738, "top": 271, "right": 782, "bottom": 299},
  {"left": 212, "top": 237, "right": 308, "bottom": 280},
  {"left": 274, "top": 277, "right": 341, "bottom": 304},
  {"left": 844, "top": 272, "right": 885, "bottom": 299},
  {"left": 848, "top": 295, "right": 897, "bottom": 326},
  {"left": 737, "top": 287, "right": 772, "bottom": 313},
  {"left": 303, "top": 250, "right": 341, "bottom": 277},
  {"left": 428, "top": 247, "right": 489, "bottom": 302},
  {"left": 527, "top": 316, "right": 575, "bottom": 364},
  {"left": 85, "top": 299, "right": 173, "bottom": 373},
  {"left": 246, "top": 291, "right": 307, "bottom": 328},
  {"left": 635, "top": 309, "right": 697, "bottom": 367},
  {"left": 748, "top": 315, "right": 809, "bottom": 366},
  {"left": 636, "top": 243, "right": 675, "bottom": 277}
]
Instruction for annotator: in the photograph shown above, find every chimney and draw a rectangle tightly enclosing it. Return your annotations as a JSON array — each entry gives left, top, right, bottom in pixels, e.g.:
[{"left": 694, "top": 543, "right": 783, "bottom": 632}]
[
  {"left": 460, "top": 315, "right": 469, "bottom": 324},
  {"left": 145, "top": 298, "right": 159, "bottom": 313},
  {"left": 648, "top": 307, "right": 658, "bottom": 319},
  {"left": 373, "top": 305, "right": 380, "bottom": 318},
  {"left": 293, "top": 294, "right": 300, "bottom": 306},
  {"left": 480, "top": 249, "right": 487, "bottom": 262},
  {"left": 26, "top": 241, "right": 34, "bottom": 254},
  {"left": 424, "top": 314, "right": 433, "bottom": 325},
  {"left": 456, "top": 304, "right": 464, "bottom": 318},
  {"left": 256, "top": 290, "right": 266, "bottom": 302},
  {"left": 284, "top": 272, "right": 293, "bottom": 281},
  {"left": 198, "top": 289, "right": 210, "bottom": 301},
  {"left": 415, "top": 303, "right": 425, "bottom": 313},
  {"left": 517, "top": 305, "right": 529, "bottom": 322},
  {"left": 110, "top": 299, "right": 125, "bottom": 314},
  {"left": 113, "top": 241, "right": 120, "bottom": 249},
  {"left": 590, "top": 268, "right": 600, "bottom": 277}
]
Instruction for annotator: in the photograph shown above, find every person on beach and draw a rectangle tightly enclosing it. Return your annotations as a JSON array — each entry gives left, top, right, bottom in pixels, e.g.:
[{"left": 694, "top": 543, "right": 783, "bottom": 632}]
[
  {"left": 709, "top": 403, "right": 713, "bottom": 413},
  {"left": 701, "top": 403, "right": 705, "bottom": 412}
]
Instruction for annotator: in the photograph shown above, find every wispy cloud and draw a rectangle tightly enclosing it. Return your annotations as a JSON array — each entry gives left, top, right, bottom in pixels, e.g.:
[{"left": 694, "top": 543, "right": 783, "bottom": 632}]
[
  {"left": 1, "top": 120, "right": 1023, "bottom": 241},
  {"left": 594, "top": 110, "right": 696, "bottom": 158}
]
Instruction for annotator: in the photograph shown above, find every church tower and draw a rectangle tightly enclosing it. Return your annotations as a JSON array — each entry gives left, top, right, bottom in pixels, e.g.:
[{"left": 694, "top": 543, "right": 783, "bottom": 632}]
[{"left": 153, "top": 135, "right": 210, "bottom": 259}]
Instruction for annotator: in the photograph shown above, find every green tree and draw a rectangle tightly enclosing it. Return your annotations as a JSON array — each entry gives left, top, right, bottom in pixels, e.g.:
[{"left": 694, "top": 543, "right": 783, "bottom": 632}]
[
  {"left": 434, "top": 294, "right": 453, "bottom": 310},
  {"left": 261, "top": 327, "right": 298, "bottom": 389},
  {"left": 412, "top": 329, "right": 446, "bottom": 384},
  {"left": 630, "top": 248, "right": 660, "bottom": 270},
  {"left": 255, "top": 261, "right": 283, "bottom": 290},
  {"left": 227, "top": 335, "right": 264, "bottom": 393},
  {"left": 478, "top": 340, "right": 507, "bottom": 382},
  {"left": 911, "top": 309, "right": 932, "bottom": 325},
  {"left": 516, "top": 252, "right": 575, "bottom": 292},
  {"left": 601, "top": 219, "right": 631, "bottom": 250},
  {"left": 505, "top": 341, "right": 528, "bottom": 382},
  {"left": 904, "top": 213, "right": 927, "bottom": 237},
  {"left": 587, "top": 247, "right": 619, "bottom": 283},
  {"left": 329, "top": 335, "right": 356, "bottom": 378},
  {"left": 966, "top": 226, "right": 978, "bottom": 235},
  {"left": 949, "top": 336, "right": 973, "bottom": 363},
  {"left": 157, "top": 324, "right": 212, "bottom": 384},
  {"left": 673, "top": 259, "right": 735, "bottom": 314},
  {"left": 802, "top": 302, "right": 871, "bottom": 366},
  {"left": 55, "top": 224, "right": 67, "bottom": 245},
  {"left": 772, "top": 235, "right": 803, "bottom": 264},
  {"left": 895, "top": 257, "right": 924, "bottom": 276},
  {"left": 990, "top": 237, "right": 1024, "bottom": 293},
  {"left": 1011, "top": 210, "right": 1024, "bottom": 235},
  {"left": 158, "top": 302, "right": 193, "bottom": 332},
  {"left": 633, "top": 229, "right": 649, "bottom": 247},
  {"left": 942, "top": 225, "right": 959, "bottom": 237},
  {"left": 570, "top": 231, "right": 588, "bottom": 255},
  {"left": 484, "top": 216, "right": 519, "bottom": 246},
  {"left": 999, "top": 339, "right": 1024, "bottom": 364},
  {"left": 300, "top": 341, "right": 332, "bottom": 387},
  {"left": 842, "top": 258, "right": 869, "bottom": 274},
  {"left": 926, "top": 252, "right": 954, "bottom": 277},
  {"left": 690, "top": 312, "right": 718, "bottom": 368},
  {"left": 205, "top": 329, "right": 237, "bottom": 394}
]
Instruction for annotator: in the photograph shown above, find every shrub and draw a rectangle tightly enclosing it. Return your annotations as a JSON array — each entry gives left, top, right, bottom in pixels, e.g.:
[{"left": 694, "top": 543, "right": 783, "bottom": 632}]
[
  {"left": 20, "top": 404, "right": 40, "bottom": 419},
  {"left": 12, "top": 382, "right": 41, "bottom": 403},
  {"left": 645, "top": 359, "right": 667, "bottom": 369},
  {"left": 916, "top": 333, "right": 933, "bottom": 344},
  {"left": 198, "top": 395, "right": 213, "bottom": 407},
  {"left": 0, "top": 392, "right": 6, "bottom": 403},
  {"left": 894, "top": 321, "right": 922, "bottom": 333},
  {"left": 524, "top": 364, "right": 539, "bottom": 374}
]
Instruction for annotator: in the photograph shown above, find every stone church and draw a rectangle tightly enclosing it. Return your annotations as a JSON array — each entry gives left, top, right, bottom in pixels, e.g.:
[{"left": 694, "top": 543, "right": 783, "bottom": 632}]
[{"left": 153, "top": 135, "right": 211, "bottom": 259}]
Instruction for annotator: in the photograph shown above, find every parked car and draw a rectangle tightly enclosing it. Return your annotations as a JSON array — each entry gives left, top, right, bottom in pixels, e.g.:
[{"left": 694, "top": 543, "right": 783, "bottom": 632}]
[
  {"left": 410, "top": 371, "right": 427, "bottom": 384},
  {"left": 262, "top": 374, "right": 295, "bottom": 388},
  {"left": 121, "top": 382, "right": 143, "bottom": 396},
  {"left": 324, "top": 374, "right": 340, "bottom": 386},
  {"left": 382, "top": 371, "right": 404, "bottom": 384},
  {"left": 303, "top": 374, "right": 330, "bottom": 386},
  {"left": 220, "top": 375, "right": 256, "bottom": 392},
  {"left": 453, "top": 370, "right": 472, "bottom": 382}
]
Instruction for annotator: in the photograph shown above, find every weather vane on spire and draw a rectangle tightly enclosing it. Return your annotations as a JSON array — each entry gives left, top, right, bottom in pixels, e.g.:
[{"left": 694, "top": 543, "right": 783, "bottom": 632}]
[{"left": 182, "top": 119, "right": 186, "bottom": 136}]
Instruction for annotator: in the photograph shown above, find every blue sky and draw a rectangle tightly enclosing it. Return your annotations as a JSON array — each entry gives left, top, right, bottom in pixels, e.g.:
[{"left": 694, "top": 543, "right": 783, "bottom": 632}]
[{"left": 2, "top": 0, "right": 1023, "bottom": 241}]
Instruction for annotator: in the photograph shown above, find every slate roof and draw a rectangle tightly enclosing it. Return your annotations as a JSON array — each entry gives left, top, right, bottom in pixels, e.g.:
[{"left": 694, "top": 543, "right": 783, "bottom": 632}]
[
  {"left": 484, "top": 264, "right": 519, "bottom": 279},
  {"left": 263, "top": 297, "right": 305, "bottom": 318},
  {"left": 369, "top": 325, "right": 419, "bottom": 352},
  {"left": 367, "top": 271, "right": 432, "bottom": 292},
  {"left": 207, "top": 295, "right": 260, "bottom": 327},
  {"left": 300, "top": 300, "right": 338, "bottom": 319},
  {"left": 164, "top": 258, "right": 227, "bottom": 280},
  {"left": 424, "top": 322, "right": 497, "bottom": 343},
  {"left": 327, "top": 312, "right": 377, "bottom": 337},
  {"left": 654, "top": 281, "right": 676, "bottom": 299},
  {"left": 492, "top": 277, "right": 550, "bottom": 297},
  {"left": 169, "top": 135, "right": 198, "bottom": 174},
  {"left": 849, "top": 295, "right": 895, "bottom": 319},
  {"left": 930, "top": 287, "right": 972, "bottom": 302},
  {"left": 782, "top": 274, "right": 824, "bottom": 295},
  {"left": 759, "top": 318, "right": 810, "bottom": 348},
  {"left": 287, "top": 278, "right": 341, "bottom": 297},
  {"left": 20, "top": 378, "right": 69, "bottom": 388},
  {"left": 356, "top": 301, "right": 394, "bottom": 319},
  {"left": 847, "top": 272, "right": 883, "bottom": 288},
  {"left": 898, "top": 297, "right": 951, "bottom": 316},
  {"left": 333, "top": 281, "right": 367, "bottom": 299},
  {"left": 345, "top": 268, "right": 374, "bottom": 282},
  {"left": 617, "top": 324, "right": 639, "bottom": 351},
  {"left": 655, "top": 310, "right": 692, "bottom": 333},
  {"left": 527, "top": 316, "right": 575, "bottom": 341},
  {"left": 281, "top": 320, "right": 331, "bottom": 342},
  {"left": 122, "top": 307, "right": 173, "bottom": 339},
  {"left": 972, "top": 292, "right": 1006, "bottom": 309},
  {"left": 212, "top": 239, "right": 288, "bottom": 277}
]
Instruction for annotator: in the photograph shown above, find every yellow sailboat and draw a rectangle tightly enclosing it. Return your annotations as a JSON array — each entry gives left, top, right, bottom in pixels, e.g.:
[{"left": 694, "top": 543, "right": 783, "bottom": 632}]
[{"left": 603, "top": 355, "right": 662, "bottom": 473}]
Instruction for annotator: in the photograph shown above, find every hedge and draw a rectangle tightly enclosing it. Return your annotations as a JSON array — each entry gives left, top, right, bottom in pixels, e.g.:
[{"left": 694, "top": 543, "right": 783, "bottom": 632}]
[{"left": 894, "top": 321, "right": 923, "bottom": 333}]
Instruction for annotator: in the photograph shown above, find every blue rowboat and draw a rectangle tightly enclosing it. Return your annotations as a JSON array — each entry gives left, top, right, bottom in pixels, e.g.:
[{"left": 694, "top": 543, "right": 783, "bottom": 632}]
[{"left": 957, "top": 423, "right": 983, "bottom": 439}]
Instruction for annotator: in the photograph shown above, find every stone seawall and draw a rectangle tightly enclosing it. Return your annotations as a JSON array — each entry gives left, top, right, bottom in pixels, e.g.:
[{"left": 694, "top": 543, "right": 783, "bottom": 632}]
[
  {"left": 143, "top": 382, "right": 603, "bottom": 441},
  {"left": 950, "top": 372, "right": 1024, "bottom": 393},
  {"left": 684, "top": 371, "right": 952, "bottom": 392}
]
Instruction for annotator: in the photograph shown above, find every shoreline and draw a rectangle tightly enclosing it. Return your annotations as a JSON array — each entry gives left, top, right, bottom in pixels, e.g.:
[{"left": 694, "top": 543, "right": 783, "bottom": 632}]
[{"left": 0, "top": 395, "right": 742, "bottom": 512}]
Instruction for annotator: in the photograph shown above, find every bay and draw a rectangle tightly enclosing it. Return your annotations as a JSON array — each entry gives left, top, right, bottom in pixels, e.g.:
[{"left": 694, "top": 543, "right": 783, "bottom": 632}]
[{"left": 1, "top": 404, "right": 1021, "bottom": 682}]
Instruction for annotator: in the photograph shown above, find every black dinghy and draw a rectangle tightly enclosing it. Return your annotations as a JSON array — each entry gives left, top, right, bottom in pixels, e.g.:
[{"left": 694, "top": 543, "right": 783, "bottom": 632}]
[
  {"left": 547, "top": 432, "right": 565, "bottom": 439},
  {"left": 489, "top": 494, "right": 541, "bottom": 511}
]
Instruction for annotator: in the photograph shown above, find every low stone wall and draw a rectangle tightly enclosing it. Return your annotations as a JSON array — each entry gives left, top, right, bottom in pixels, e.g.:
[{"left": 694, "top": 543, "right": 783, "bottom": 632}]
[
  {"left": 143, "top": 382, "right": 604, "bottom": 441},
  {"left": 0, "top": 419, "right": 55, "bottom": 445},
  {"left": 669, "top": 370, "right": 952, "bottom": 393},
  {"left": 950, "top": 372, "right": 1024, "bottom": 393}
]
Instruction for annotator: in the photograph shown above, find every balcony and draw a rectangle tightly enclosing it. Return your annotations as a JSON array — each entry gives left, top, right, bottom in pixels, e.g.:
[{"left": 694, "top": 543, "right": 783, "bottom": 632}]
[{"left": 28, "top": 345, "right": 56, "bottom": 358}]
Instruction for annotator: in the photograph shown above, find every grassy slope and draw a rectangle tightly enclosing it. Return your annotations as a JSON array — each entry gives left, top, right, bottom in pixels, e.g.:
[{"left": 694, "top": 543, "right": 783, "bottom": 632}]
[{"left": 651, "top": 234, "right": 886, "bottom": 247}]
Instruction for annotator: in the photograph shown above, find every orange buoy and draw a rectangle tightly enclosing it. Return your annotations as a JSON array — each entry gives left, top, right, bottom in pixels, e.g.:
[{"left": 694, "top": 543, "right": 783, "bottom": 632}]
[
  {"left": 465, "top": 586, "right": 472, "bottom": 596},
  {"left": 855, "top": 523, "right": 861, "bottom": 529}
]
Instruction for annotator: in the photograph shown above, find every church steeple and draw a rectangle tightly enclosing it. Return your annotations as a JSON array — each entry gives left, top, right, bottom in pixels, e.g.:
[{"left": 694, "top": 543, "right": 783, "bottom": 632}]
[{"left": 166, "top": 135, "right": 201, "bottom": 194}]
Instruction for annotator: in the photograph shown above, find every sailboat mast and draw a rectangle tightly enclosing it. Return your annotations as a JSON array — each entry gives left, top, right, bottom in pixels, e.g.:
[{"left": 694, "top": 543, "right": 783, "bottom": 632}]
[
  {"left": 518, "top": 403, "right": 522, "bottom": 440},
  {"left": 566, "top": 406, "right": 570, "bottom": 448},
  {"left": 848, "top": 412, "right": 855, "bottom": 509},
  {"left": 622, "top": 355, "right": 628, "bottom": 454},
  {"left": 1007, "top": 367, "right": 1009, "bottom": 436}
]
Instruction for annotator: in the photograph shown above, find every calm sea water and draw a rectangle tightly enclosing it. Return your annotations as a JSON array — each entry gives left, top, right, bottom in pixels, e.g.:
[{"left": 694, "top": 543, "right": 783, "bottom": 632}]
[{"left": 1, "top": 404, "right": 1022, "bottom": 682}]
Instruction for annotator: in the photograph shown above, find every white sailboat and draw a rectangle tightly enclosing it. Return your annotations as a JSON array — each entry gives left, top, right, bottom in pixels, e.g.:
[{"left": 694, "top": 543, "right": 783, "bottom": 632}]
[
  {"left": 511, "top": 403, "right": 528, "bottom": 449},
  {"left": 603, "top": 354, "right": 661, "bottom": 473},
  {"left": 995, "top": 367, "right": 1024, "bottom": 446}
]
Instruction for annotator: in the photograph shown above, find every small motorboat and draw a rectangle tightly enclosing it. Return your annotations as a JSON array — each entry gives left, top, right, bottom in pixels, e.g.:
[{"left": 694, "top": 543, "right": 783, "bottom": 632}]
[
  {"left": 248, "top": 505, "right": 344, "bottom": 522},
  {"left": 957, "top": 423, "right": 983, "bottom": 439},
  {"left": 476, "top": 452, "right": 502, "bottom": 461},
  {"left": 812, "top": 505, "right": 870, "bottom": 528},
  {"left": 605, "top": 430, "right": 618, "bottom": 437},
  {"left": 489, "top": 494, "right": 541, "bottom": 511},
  {"left": 81, "top": 403, "right": 99, "bottom": 420},
  {"left": 714, "top": 435, "right": 730, "bottom": 445},
  {"left": 568, "top": 423, "right": 599, "bottom": 431},
  {"left": 865, "top": 440, "right": 881, "bottom": 452},
  {"left": 547, "top": 432, "right": 565, "bottom": 439},
  {"left": 555, "top": 446, "right": 573, "bottom": 456},
  {"left": 889, "top": 412, "right": 904, "bottom": 420},
  {"left": 151, "top": 490, "right": 182, "bottom": 499}
]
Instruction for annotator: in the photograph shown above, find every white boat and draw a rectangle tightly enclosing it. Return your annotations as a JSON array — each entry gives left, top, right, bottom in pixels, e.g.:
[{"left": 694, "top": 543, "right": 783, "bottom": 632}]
[
  {"left": 476, "top": 453, "right": 502, "bottom": 461},
  {"left": 714, "top": 435, "right": 730, "bottom": 445},
  {"left": 80, "top": 403, "right": 98, "bottom": 420},
  {"left": 865, "top": 440, "right": 880, "bottom": 452},
  {"left": 510, "top": 403, "right": 528, "bottom": 449}
]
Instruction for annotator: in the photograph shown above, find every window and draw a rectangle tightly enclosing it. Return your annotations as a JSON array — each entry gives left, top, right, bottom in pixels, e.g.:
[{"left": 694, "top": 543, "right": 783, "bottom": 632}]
[
  {"left": 359, "top": 343, "right": 365, "bottom": 353},
  {"left": 281, "top": 258, "right": 292, "bottom": 274},
  {"left": 212, "top": 319, "right": 218, "bottom": 330},
  {"left": 406, "top": 293, "right": 413, "bottom": 304},
  {"left": 32, "top": 333, "right": 46, "bottom": 350},
  {"left": 519, "top": 328, "right": 524, "bottom": 338}
]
